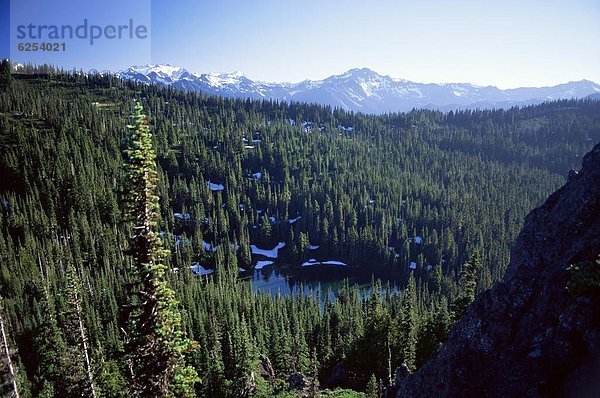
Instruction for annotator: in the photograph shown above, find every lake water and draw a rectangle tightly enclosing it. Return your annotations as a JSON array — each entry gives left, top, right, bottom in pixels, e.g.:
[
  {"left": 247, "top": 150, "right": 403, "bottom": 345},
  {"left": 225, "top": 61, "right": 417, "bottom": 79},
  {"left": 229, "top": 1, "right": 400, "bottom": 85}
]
[{"left": 241, "top": 262, "right": 405, "bottom": 299}]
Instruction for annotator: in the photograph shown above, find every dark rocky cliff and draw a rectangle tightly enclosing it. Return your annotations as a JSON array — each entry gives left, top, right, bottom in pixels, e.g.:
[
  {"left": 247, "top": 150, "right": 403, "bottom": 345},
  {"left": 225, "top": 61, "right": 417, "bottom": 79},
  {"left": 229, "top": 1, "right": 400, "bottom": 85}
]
[{"left": 397, "top": 143, "right": 600, "bottom": 398}]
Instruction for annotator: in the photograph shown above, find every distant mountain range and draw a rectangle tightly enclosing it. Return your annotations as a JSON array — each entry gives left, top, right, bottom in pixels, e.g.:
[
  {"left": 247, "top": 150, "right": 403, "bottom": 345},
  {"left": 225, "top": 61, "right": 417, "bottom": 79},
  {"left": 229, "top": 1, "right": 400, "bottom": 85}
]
[{"left": 109, "top": 64, "right": 600, "bottom": 114}]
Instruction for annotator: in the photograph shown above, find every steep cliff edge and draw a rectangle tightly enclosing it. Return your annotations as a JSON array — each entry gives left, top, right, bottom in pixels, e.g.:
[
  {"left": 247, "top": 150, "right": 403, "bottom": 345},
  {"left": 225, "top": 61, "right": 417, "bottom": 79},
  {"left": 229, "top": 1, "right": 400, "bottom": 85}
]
[{"left": 397, "top": 143, "right": 600, "bottom": 398}]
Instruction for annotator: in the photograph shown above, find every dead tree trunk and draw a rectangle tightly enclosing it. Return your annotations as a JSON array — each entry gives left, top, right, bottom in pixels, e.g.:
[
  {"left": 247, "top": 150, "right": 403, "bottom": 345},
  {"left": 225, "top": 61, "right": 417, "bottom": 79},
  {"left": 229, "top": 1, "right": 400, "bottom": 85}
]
[{"left": 0, "top": 299, "right": 19, "bottom": 398}]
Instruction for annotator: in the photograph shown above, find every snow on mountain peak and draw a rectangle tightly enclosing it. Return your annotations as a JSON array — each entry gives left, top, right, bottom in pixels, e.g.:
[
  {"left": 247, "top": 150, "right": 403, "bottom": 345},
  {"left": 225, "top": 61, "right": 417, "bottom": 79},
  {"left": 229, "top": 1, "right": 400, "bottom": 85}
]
[
  {"left": 203, "top": 71, "right": 247, "bottom": 88},
  {"left": 127, "top": 64, "right": 189, "bottom": 80},
  {"left": 334, "top": 67, "right": 381, "bottom": 81},
  {"left": 116, "top": 64, "right": 600, "bottom": 114}
]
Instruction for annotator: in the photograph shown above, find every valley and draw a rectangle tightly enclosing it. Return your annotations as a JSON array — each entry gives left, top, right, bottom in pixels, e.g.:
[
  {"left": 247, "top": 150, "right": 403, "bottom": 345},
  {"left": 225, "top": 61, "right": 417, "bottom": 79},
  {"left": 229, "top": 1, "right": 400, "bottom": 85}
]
[
  {"left": 0, "top": 66, "right": 599, "bottom": 397},
  {"left": 2, "top": 0, "right": 599, "bottom": 396}
]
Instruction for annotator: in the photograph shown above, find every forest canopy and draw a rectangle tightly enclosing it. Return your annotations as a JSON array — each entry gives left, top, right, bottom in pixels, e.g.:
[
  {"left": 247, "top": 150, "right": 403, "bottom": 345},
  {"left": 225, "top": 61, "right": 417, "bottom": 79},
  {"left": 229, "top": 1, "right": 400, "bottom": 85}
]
[{"left": 0, "top": 70, "right": 599, "bottom": 396}]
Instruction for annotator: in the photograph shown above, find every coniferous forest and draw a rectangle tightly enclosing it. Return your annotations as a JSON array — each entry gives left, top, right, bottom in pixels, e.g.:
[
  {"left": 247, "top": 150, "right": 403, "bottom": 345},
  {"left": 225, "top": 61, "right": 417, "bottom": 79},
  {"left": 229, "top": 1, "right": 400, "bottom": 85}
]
[{"left": 0, "top": 66, "right": 599, "bottom": 397}]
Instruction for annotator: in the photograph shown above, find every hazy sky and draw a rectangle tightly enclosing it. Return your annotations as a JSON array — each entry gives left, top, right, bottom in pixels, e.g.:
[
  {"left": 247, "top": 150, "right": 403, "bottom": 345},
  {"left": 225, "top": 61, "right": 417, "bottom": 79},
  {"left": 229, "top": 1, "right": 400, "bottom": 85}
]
[{"left": 2, "top": 0, "right": 599, "bottom": 88}]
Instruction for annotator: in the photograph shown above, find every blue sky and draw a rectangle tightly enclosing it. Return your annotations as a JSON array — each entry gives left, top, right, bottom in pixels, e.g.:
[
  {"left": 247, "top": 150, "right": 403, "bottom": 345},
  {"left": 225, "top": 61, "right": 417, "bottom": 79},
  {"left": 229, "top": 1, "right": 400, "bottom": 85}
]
[
  {"left": 3, "top": 0, "right": 151, "bottom": 71},
  {"left": 2, "top": 0, "right": 599, "bottom": 88}
]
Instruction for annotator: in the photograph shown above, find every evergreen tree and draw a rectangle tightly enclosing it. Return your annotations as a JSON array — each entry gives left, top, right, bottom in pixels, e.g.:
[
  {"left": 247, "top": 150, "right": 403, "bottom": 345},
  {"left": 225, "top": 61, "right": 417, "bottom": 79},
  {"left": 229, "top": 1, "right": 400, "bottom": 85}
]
[
  {"left": 0, "top": 59, "right": 11, "bottom": 86},
  {"left": 121, "top": 101, "right": 199, "bottom": 397},
  {"left": 1, "top": 67, "right": 599, "bottom": 397},
  {"left": 366, "top": 374, "right": 378, "bottom": 398},
  {"left": 62, "top": 259, "right": 97, "bottom": 397},
  {"left": 259, "top": 215, "right": 272, "bottom": 246},
  {"left": 307, "top": 349, "right": 320, "bottom": 398},
  {"left": 95, "top": 356, "right": 128, "bottom": 398},
  {"left": 35, "top": 286, "right": 74, "bottom": 396},
  {"left": 415, "top": 300, "right": 450, "bottom": 367},
  {"left": 228, "top": 317, "right": 255, "bottom": 398},
  {"left": 398, "top": 273, "right": 417, "bottom": 371},
  {"left": 298, "top": 232, "right": 310, "bottom": 258},
  {"left": 451, "top": 252, "right": 483, "bottom": 321},
  {"left": 202, "top": 319, "right": 228, "bottom": 398},
  {"left": 349, "top": 279, "right": 391, "bottom": 386},
  {"left": 0, "top": 296, "right": 19, "bottom": 398}
]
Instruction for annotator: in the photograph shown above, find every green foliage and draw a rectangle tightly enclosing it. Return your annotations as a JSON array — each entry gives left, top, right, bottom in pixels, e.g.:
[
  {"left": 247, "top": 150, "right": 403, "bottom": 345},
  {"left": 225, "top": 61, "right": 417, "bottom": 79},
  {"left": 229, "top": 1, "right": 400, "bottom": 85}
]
[
  {"left": 121, "top": 102, "right": 199, "bottom": 396},
  {"left": 0, "top": 59, "right": 11, "bottom": 85},
  {"left": 34, "top": 287, "right": 73, "bottom": 396},
  {"left": 201, "top": 319, "right": 229, "bottom": 397},
  {"left": 322, "top": 388, "right": 367, "bottom": 397},
  {"left": 37, "top": 380, "right": 54, "bottom": 398},
  {"left": 398, "top": 273, "right": 417, "bottom": 371},
  {"left": 0, "top": 70, "right": 598, "bottom": 397},
  {"left": 567, "top": 255, "right": 600, "bottom": 296},
  {"left": 253, "top": 374, "right": 273, "bottom": 398},
  {"left": 347, "top": 281, "right": 391, "bottom": 385},
  {"left": 307, "top": 349, "right": 320, "bottom": 398},
  {"left": 260, "top": 215, "right": 272, "bottom": 246},
  {"left": 62, "top": 258, "right": 97, "bottom": 397},
  {"left": 365, "top": 374, "right": 378, "bottom": 398},
  {"left": 451, "top": 252, "right": 483, "bottom": 321},
  {"left": 416, "top": 298, "right": 451, "bottom": 367},
  {"left": 95, "top": 358, "right": 128, "bottom": 398}
]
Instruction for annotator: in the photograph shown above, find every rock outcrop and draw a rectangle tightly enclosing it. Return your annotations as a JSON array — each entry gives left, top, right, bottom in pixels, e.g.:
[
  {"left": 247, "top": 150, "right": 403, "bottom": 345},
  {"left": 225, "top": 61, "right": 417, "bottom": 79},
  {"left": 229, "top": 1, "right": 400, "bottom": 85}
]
[
  {"left": 256, "top": 354, "right": 275, "bottom": 382},
  {"left": 397, "top": 143, "right": 600, "bottom": 398},
  {"left": 288, "top": 372, "right": 309, "bottom": 391}
]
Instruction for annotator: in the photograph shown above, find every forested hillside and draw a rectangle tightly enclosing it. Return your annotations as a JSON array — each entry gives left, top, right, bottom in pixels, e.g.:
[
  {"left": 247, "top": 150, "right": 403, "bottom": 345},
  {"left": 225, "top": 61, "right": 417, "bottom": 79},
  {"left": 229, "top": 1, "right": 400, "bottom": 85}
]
[{"left": 0, "top": 69, "right": 599, "bottom": 396}]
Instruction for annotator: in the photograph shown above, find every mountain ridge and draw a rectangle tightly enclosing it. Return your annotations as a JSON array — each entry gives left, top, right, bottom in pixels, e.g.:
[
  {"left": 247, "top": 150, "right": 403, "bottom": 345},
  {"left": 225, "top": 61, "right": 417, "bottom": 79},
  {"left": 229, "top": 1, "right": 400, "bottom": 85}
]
[{"left": 110, "top": 64, "right": 600, "bottom": 114}]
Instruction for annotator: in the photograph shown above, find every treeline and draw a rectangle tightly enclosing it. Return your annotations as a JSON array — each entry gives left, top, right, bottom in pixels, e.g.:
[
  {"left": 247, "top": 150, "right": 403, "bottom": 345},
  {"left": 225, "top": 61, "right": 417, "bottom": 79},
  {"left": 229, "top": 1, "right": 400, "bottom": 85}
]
[{"left": 0, "top": 69, "right": 599, "bottom": 396}]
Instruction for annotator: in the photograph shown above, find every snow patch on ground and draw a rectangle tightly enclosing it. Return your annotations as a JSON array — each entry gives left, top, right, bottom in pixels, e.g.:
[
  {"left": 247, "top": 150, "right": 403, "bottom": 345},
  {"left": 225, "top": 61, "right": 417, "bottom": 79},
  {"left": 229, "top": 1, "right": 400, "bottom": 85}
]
[
  {"left": 208, "top": 181, "right": 225, "bottom": 191},
  {"left": 255, "top": 260, "right": 274, "bottom": 270},
  {"left": 174, "top": 212, "right": 191, "bottom": 220},
  {"left": 301, "top": 260, "right": 348, "bottom": 267},
  {"left": 202, "top": 240, "right": 218, "bottom": 252},
  {"left": 175, "top": 235, "right": 189, "bottom": 246},
  {"left": 251, "top": 242, "right": 286, "bottom": 258},
  {"left": 190, "top": 263, "right": 214, "bottom": 276}
]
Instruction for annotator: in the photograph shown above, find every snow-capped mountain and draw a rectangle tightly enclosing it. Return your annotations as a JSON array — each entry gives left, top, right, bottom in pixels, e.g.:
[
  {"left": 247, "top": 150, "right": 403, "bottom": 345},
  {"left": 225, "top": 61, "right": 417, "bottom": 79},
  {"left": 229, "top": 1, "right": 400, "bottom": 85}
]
[{"left": 114, "top": 65, "right": 600, "bottom": 114}]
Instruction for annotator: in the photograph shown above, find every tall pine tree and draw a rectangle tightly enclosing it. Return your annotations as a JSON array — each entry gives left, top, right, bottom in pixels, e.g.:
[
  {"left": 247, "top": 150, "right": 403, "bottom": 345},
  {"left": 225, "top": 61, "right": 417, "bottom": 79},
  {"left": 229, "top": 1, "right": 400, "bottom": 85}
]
[
  {"left": 63, "top": 259, "right": 97, "bottom": 397},
  {"left": 451, "top": 252, "right": 483, "bottom": 321},
  {"left": 121, "top": 101, "right": 199, "bottom": 397},
  {"left": 0, "top": 296, "right": 19, "bottom": 398}
]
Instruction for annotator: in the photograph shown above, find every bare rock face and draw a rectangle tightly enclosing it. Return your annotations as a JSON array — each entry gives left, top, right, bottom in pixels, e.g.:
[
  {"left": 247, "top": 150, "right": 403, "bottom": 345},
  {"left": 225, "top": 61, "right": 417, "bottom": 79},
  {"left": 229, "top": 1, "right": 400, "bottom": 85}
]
[
  {"left": 288, "top": 372, "right": 308, "bottom": 391},
  {"left": 397, "top": 143, "right": 600, "bottom": 398},
  {"left": 257, "top": 354, "right": 275, "bottom": 382}
]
